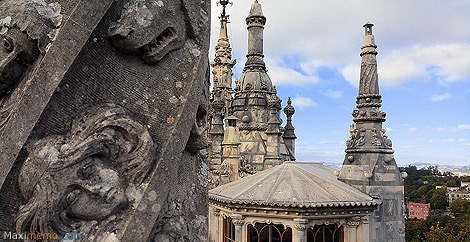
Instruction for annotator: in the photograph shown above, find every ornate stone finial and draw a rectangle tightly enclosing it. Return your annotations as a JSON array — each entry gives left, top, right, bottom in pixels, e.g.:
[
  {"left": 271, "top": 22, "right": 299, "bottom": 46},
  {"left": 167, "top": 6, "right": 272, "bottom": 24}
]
[
  {"left": 283, "top": 97, "right": 295, "bottom": 117},
  {"left": 363, "top": 22, "right": 374, "bottom": 35}
]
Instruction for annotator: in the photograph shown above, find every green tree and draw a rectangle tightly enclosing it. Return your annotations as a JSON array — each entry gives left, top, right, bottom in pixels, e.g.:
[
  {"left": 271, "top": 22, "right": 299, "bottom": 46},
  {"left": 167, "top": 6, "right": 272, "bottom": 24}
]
[
  {"left": 450, "top": 198, "right": 470, "bottom": 216},
  {"left": 446, "top": 179, "right": 458, "bottom": 187},
  {"left": 430, "top": 189, "right": 448, "bottom": 210},
  {"left": 417, "top": 185, "right": 430, "bottom": 196},
  {"left": 425, "top": 189, "right": 435, "bottom": 204},
  {"left": 425, "top": 224, "right": 458, "bottom": 242},
  {"left": 405, "top": 219, "right": 427, "bottom": 242}
]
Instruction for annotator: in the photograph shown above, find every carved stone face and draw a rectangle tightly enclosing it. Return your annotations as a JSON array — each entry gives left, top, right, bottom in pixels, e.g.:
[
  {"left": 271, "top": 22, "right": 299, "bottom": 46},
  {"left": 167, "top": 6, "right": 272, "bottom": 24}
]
[
  {"left": 0, "top": 27, "right": 39, "bottom": 97},
  {"left": 54, "top": 156, "right": 128, "bottom": 220},
  {"left": 108, "top": 0, "right": 187, "bottom": 64}
]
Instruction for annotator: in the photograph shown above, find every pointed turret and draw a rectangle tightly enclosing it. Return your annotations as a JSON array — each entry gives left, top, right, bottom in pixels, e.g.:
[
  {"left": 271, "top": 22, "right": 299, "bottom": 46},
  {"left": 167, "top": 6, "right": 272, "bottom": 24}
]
[
  {"left": 210, "top": 0, "right": 236, "bottom": 107},
  {"left": 283, "top": 97, "right": 296, "bottom": 160},
  {"left": 236, "top": 0, "right": 273, "bottom": 92},
  {"left": 337, "top": 23, "right": 405, "bottom": 242}
]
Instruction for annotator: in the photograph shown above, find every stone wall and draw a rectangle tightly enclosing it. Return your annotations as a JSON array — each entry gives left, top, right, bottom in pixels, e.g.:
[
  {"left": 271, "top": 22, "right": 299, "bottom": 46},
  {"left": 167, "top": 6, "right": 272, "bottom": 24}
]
[{"left": 0, "top": 0, "right": 210, "bottom": 241}]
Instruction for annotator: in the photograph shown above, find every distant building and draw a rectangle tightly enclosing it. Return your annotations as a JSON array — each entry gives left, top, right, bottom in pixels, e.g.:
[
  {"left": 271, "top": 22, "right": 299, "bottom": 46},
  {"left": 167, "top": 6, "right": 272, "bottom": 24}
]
[
  {"left": 407, "top": 202, "right": 430, "bottom": 220},
  {"left": 447, "top": 187, "right": 459, "bottom": 192},
  {"left": 435, "top": 185, "right": 444, "bottom": 190},
  {"left": 448, "top": 191, "right": 470, "bottom": 204},
  {"left": 461, "top": 181, "right": 470, "bottom": 190}
]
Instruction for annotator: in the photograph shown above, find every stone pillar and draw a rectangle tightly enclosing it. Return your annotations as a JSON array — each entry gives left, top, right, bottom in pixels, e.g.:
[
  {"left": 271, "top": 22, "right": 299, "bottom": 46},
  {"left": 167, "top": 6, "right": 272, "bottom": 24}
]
[
  {"left": 345, "top": 217, "right": 361, "bottom": 242},
  {"left": 209, "top": 88, "right": 226, "bottom": 168},
  {"left": 223, "top": 116, "right": 241, "bottom": 182},
  {"left": 359, "top": 216, "right": 370, "bottom": 242},
  {"left": 232, "top": 214, "right": 245, "bottom": 242},
  {"left": 293, "top": 218, "right": 308, "bottom": 242},
  {"left": 209, "top": 208, "right": 221, "bottom": 242},
  {"left": 265, "top": 93, "right": 282, "bottom": 166}
]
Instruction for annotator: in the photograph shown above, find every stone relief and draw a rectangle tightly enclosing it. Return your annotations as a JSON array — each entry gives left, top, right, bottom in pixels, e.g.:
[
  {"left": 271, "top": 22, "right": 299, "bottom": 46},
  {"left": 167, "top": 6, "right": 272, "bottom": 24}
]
[
  {"left": 16, "top": 104, "right": 155, "bottom": 241},
  {"left": 108, "top": 0, "right": 204, "bottom": 65},
  {"left": 239, "top": 156, "right": 257, "bottom": 178},
  {"left": 0, "top": 0, "right": 62, "bottom": 129}
]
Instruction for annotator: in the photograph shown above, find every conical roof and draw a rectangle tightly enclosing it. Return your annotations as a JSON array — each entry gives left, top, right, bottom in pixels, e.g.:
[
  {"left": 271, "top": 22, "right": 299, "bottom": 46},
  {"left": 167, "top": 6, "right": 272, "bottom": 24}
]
[{"left": 209, "top": 162, "right": 379, "bottom": 209}]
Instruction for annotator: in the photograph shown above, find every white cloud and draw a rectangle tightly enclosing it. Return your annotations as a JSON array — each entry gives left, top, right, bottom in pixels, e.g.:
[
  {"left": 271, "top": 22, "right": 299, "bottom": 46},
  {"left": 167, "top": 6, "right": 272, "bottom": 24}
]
[
  {"left": 458, "top": 139, "right": 467, "bottom": 142},
  {"left": 431, "top": 93, "right": 452, "bottom": 101},
  {"left": 442, "top": 139, "right": 456, "bottom": 143},
  {"left": 434, "top": 127, "right": 446, "bottom": 132},
  {"left": 458, "top": 125, "right": 470, "bottom": 130},
  {"left": 465, "top": 144, "right": 470, "bottom": 146},
  {"left": 292, "top": 95, "right": 317, "bottom": 110},
  {"left": 428, "top": 140, "right": 434, "bottom": 143},
  {"left": 321, "top": 90, "right": 343, "bottom": 99},
  {"left": 211, "top": 1, "right": 470, "bottom": 89},
  {"left": 341, "top": 64, "right": 360, "bottom": 87},
  {"left": 264, "top": 58, "right": 321, "bottom": 86},
  {"left": 409, "top": 128, "right": 418, "bottom": 131},
  {"left": 384, "top": 127, "right": 394, "bottom": 132}
]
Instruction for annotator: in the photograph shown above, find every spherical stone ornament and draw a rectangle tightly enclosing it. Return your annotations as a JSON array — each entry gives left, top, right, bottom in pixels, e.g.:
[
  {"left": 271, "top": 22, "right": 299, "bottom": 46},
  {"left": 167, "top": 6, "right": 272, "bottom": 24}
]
[
  {"left": 241, "top": 115, "right": 250, "bottom": 123},
  {"left": 401, "top": 172, "right": 408, "bottom": 179},
  {"left": 334, "top": 170, "right": 340, "bottom": 177}
]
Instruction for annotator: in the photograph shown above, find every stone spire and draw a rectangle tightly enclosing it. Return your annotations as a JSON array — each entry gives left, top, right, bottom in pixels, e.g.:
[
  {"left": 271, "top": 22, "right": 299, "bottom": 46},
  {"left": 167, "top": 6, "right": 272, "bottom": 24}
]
[
  {"left": 210, "top": 0, "right": 236, "bottom": 102},
  {"left": 237, "top": 0, "right": 272, "bottom": 92},
  {"left": 245, "top": 0, "right": 266, "bottom": 70},
  {"left": 337, "top": 23, "right": 405, "bottom": 242},
  {"left": 283, "top": 97, "right": 296, "bottom": 160}
]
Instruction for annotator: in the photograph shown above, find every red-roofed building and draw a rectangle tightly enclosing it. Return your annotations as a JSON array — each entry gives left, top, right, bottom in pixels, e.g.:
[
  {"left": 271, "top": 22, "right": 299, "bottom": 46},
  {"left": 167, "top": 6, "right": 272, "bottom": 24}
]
[{"left": 408, "top": 202, "right": 430, "bottom": 220}]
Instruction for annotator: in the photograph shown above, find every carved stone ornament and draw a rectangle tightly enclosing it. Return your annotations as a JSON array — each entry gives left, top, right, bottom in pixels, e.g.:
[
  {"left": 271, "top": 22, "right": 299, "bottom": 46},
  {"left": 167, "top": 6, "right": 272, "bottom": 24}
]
[
  {"left": 0, "top": 0, "right": 62, "bottom": 126},
  {"left": 346, "top": 217, "right": 361, "bottom": 228},
  {"left": 214, "top": 160, "right": 232, "bottom": 176},
  {"left": 232, "top": 218, "right": 245, "bottom": 226},
  {"left": 294, "top": 223, "right": 308, "bottom": 231},
  {"left": 16, "top": 104, "right": 155, "bottom": 241},
  {"left": 108, "top": 0, "right": 205, "bottom": 65}
]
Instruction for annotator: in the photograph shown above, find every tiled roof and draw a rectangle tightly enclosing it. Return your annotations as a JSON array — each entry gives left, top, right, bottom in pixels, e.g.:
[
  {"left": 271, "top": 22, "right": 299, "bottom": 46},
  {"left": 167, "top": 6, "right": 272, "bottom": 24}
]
[{"left": 209, "top": 162, "right": 380, "bottom": 209}]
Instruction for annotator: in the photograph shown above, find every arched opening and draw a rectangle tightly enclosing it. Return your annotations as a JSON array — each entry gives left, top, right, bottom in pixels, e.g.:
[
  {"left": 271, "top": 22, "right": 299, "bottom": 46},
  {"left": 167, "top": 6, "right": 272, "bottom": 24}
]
[
  {"left": 223, "top": 217, "right": 236, "bottom": 242},
  {"left": 307, "top": 224, "right": 344, "bottom": 242},
  {"left": 248, "top": 222, "right": 292, "bottom": 242}
]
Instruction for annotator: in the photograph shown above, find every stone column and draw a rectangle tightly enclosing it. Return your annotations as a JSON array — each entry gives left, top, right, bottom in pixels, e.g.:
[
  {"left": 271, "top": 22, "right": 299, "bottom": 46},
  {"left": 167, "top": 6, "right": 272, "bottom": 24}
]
[
  {"left": 293, "top": 218, "right": 308, "bottom": 242},
  {"left": 232, "top": 214, "right": 245, "bottom": 242},
  {"left": 265, "top": 94, "right": 282, "bottom": 166},
  {"left": 209, "top": 208, "right": 221, "bottom": 242},
  {"left": 209, "top": 88, "right": 225, "bottom": 169},
  {"left": 359, "top": 216, "right": 370, "bottom": 242},
  {"left": 345, "top": 217, "right": 361, "bottom": 242}
]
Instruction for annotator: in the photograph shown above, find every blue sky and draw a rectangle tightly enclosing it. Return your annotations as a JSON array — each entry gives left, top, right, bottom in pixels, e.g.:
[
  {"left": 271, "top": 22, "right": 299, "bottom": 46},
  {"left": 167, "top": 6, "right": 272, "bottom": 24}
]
[{"left": 209, "top": 0, "right": 470, "bottom": 166}]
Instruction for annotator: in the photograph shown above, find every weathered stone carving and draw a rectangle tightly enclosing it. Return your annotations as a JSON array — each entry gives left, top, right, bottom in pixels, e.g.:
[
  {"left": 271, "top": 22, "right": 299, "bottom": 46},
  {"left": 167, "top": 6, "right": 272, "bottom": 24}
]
[
  {"left": 16, "top": 104, "right": 155, "bottom": 241},
  {"left": 0, "top": 0, "right": 62, "bottom": 129},
  {"left": 108, "top": 0, "right": 204, "bottom": 64},
  {"left": 0, "top": 0, "right": 210, "bottom": 240},
  {"left": 0, "top": 0, "right": 61, "bottom": 95},
  {"left": 239, "top": 156, "right": 257, "bottom": 178}
]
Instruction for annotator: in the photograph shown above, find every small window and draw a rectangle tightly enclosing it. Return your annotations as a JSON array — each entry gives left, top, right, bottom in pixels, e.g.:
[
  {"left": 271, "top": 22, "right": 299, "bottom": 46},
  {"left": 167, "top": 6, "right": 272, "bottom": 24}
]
[
  {"left": 223, "top": 217, "right": 236, "bottom": 242},
  {"left": 248, "top": 223, "right": 292, "bottom": 242},
  {"left": 307, "top": 224, "right": 344, "bottom": 242}
]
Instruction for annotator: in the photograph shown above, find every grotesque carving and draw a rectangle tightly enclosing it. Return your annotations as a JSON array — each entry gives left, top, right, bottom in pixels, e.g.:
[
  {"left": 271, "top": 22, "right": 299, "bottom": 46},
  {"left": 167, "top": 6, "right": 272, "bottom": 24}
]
[
  {"left": 108, "top": 0, "right": 204, "bottom": 64},
  {"left": 16, "top": 104, "right": 155, "bottom": 241},
  {"left": 0, "top": 0, "right": 61, "bottom": 98},
  {"left": 239, "top": 156, "right": 257, "bottom": 178}
]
